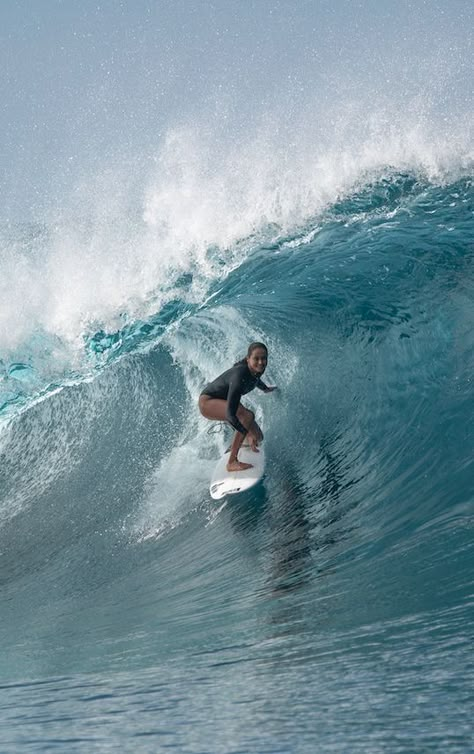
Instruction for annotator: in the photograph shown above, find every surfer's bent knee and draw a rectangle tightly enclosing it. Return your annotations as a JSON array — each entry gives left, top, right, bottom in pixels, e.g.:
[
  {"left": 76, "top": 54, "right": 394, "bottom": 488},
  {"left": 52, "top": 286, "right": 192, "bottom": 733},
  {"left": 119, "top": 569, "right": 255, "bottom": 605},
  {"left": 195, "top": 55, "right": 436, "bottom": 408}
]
[
  {"left": 238, "top": 406, "right": 254, "bottom": 426},
  {"left": 198, "top": 394, "right": 209, "bottom": 415}
]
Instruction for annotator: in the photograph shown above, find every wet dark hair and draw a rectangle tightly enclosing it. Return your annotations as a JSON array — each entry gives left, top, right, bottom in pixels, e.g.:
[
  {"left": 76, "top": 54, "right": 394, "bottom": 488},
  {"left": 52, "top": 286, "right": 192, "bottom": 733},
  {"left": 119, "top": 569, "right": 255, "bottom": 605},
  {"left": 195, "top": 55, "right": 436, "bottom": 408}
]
[{"left": 235, "top": 342, "right": 268, "bottom": 366}]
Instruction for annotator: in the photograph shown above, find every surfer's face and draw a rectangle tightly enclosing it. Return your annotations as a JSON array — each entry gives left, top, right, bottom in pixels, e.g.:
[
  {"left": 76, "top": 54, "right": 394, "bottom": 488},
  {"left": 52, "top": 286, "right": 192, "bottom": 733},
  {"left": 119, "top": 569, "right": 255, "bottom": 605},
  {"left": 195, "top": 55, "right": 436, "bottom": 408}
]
[{"left": 247, "top": 347, "right": 267, "bottom": 375}]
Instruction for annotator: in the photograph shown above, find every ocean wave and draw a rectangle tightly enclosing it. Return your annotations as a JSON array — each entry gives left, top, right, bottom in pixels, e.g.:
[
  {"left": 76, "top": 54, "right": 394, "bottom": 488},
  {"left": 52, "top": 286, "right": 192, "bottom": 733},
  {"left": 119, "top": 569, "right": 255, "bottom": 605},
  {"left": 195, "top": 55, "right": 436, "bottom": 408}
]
[{"left": 1, "top": 167, "right": 471, "bottom": 425}]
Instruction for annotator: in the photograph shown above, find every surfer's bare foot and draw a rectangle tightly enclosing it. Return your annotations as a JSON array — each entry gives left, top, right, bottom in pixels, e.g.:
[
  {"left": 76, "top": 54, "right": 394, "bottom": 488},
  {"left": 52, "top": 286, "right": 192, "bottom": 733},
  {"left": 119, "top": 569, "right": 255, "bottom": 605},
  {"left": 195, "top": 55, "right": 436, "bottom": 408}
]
[{"left": 227, "top": 460, "right": 253, "bottom": 472}]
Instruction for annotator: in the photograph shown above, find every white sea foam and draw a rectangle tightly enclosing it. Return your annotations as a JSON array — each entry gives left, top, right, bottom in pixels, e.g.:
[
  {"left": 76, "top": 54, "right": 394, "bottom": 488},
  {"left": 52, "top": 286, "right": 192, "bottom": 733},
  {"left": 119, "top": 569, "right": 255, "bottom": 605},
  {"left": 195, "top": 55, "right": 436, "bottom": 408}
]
[{"left": 0, "top": 97, "right": 471, "bottom": 364}]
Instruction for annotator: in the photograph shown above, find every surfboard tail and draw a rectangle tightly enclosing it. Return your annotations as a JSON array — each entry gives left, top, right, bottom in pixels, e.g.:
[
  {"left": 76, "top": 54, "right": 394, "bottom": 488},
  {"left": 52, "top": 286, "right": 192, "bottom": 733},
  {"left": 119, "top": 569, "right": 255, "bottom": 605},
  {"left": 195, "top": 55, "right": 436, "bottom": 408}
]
[{"left": 209, "top": 444, "right": 265, "bottom": 500}]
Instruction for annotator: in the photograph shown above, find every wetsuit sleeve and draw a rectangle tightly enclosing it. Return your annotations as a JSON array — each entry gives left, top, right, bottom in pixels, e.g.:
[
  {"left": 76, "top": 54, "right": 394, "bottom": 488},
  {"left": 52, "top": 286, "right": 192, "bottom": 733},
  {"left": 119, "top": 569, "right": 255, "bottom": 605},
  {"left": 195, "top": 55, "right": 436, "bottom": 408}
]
[
  {"left": 256, "top": 378, "right": 269, "bottom": 391},
  {"left": 226, "top": 378, "right": 248, "bottom": 435}
]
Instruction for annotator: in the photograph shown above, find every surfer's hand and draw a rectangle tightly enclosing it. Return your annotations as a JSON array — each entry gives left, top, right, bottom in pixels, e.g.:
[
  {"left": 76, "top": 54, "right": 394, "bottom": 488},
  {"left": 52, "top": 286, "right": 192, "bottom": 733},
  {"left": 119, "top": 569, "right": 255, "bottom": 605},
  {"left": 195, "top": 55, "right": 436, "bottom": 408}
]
[
  {"left": 247, "top": 431, "right": 260, "bottom": 452},
  {"left": 265, "top": 385, "right": 277, "bottom": 392}
]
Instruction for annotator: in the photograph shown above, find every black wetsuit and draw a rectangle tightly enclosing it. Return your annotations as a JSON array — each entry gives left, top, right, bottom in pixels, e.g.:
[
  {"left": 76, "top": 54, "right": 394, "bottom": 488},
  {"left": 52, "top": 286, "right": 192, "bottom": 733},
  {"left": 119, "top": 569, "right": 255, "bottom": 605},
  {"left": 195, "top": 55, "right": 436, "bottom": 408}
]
[{"left": 201, "top": 362, "right": 268, "bottom": 435}]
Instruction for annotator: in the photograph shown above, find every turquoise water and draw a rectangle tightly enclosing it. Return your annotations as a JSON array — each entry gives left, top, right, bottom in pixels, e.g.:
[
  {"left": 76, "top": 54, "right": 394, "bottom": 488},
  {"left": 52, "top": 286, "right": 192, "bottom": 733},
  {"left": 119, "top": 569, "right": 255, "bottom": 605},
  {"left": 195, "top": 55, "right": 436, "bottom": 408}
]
[{"left": 0, "top": 169, "right": 472, "bottom": 751}]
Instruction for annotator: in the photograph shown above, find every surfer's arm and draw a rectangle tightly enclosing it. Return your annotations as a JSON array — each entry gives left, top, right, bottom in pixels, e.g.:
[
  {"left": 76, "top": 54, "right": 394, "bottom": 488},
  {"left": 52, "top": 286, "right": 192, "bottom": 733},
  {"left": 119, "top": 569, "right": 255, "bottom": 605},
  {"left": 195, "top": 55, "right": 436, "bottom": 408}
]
[
  {"left": 256, "top": 378, "right": 277, "bottom": 393},
  {"left": 226, "top": 381, "right": 248, "bottom": 435}
]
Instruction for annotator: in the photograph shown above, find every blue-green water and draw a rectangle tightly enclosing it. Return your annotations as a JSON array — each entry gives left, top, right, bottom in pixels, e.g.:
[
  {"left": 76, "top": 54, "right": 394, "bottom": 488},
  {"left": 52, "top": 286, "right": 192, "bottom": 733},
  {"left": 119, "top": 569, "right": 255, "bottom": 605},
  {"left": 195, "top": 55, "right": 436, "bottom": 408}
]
[{"left": 0, "top": 169, "right": 472, "bottom": 751}]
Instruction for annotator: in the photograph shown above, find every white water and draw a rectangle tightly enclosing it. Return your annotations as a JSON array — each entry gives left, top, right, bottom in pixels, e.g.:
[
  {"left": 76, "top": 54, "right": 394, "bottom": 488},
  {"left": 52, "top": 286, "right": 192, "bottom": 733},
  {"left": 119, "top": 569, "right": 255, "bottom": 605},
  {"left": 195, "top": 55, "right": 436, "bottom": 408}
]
[{"left": 1, "top": 97, "right": 471, "bottom": 360}]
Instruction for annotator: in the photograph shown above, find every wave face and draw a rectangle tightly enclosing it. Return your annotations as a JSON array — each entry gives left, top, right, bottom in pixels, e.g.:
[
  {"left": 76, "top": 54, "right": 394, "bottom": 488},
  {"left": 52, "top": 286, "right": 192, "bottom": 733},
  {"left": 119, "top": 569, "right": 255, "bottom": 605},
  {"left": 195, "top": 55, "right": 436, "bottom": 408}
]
[{"left": 0, "top": 167, "right": 472, "bottom": 751}]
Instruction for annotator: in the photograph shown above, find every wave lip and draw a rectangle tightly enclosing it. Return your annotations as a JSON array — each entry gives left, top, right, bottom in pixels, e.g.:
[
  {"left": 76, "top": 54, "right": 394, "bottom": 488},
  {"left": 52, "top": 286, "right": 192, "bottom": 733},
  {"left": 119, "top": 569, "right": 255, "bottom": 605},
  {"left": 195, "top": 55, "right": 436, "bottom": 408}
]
[{"left": 1, "top": 160, "right": 472, "bottom": 426}]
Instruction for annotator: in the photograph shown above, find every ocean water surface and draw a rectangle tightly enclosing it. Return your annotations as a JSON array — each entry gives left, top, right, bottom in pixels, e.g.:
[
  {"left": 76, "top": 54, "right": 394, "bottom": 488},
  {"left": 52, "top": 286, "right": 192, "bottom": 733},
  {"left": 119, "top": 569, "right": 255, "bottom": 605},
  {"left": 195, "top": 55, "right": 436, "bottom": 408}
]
[{"left": 0, "top": 1, "right": 473, "bottom": 752}]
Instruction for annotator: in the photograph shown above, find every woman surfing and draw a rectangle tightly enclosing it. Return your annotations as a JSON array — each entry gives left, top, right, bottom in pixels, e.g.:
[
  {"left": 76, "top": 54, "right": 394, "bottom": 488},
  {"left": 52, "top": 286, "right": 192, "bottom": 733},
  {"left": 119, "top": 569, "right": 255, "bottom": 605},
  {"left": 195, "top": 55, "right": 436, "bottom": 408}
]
[{"left": 199, "top": 342, "right": 277, "bottom": 472}]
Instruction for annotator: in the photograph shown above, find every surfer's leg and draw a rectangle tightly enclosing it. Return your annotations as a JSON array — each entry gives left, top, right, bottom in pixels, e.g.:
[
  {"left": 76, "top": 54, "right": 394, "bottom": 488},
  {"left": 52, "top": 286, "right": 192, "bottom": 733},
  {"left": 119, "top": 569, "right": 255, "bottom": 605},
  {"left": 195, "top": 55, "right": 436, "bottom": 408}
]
[
  {"left": 198, "top": 395, "right": 228, "bottom": 422},
  {"left": 199, "top": 396, "right": 255, "bottom": 437},
  {"left": 198, "top": 397, "right": 254, "bottom": 471},
  {"left": 227, "top": 406, "right": 256, "bottom": 470},
  {"left": 249, "top": 418, "right": 263, "bottom": 443}
]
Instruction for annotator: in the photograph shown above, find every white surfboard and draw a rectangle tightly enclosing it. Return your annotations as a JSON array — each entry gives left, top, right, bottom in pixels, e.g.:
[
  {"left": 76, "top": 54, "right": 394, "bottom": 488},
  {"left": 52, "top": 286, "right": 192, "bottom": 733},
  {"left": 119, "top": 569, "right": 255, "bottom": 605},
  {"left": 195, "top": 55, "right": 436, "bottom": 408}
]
[{"left": 210, "top": 443, "right": 265, "bottom": 500}]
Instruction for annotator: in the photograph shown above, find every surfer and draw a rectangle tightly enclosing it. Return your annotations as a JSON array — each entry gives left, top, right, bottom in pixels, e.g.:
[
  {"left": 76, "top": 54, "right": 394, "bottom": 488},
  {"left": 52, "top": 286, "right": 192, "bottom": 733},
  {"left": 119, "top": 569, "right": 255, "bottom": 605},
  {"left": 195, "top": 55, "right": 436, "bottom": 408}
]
[{"left": 199, "top": 342, "right": 277, "bottom": 472}]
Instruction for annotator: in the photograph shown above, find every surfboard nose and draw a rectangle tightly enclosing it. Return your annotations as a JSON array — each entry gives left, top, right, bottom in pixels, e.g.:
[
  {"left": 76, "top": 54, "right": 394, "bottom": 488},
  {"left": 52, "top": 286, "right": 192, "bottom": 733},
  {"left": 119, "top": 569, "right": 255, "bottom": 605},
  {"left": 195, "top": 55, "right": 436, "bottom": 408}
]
[{"left": 210, "top": 481, "right": 226, "bottom": 499}]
